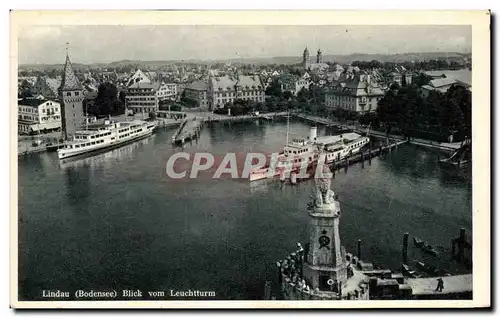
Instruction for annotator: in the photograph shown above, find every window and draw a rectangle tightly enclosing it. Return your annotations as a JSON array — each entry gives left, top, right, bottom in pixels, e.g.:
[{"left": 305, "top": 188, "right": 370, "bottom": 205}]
[
  {"left": 75, "top": 92, "right": 80, "bottom": 96},
  {"left": 66, "top": 92, "right": 71, "bottom": 96}
]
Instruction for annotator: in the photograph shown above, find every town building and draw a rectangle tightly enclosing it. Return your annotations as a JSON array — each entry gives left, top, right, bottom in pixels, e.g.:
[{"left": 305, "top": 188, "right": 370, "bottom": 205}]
[
  {"left": 209, "top": 74, "right": 265, "bottom": 109},
  {"left": 126, "top": 69, "right": 152, "bottom": 87},
  {"left": 278, "top": 73, "right": 311, "bottom": 96},
  {"left": 18, "top": 97, "right": 61, "bottom": 134},
  {"left": 33, "top": 76, "right": 62, "bottom": 100},
  {"left": 156, "top": 82, "right": 178, "bottom": 101},
  {"left": 420, "top": 78, "right": 471, "bottom": 98},
  {"left": 325, "top": 74, "right": 385, "bottom": 113},
  {"left": 125, "top": 82, "right": 159, "bottom": 114},
  {"left": 183, "top": 81, "right": 209, "bottom": 109},
  {"left": 58, "top": 53, "right": 85, "bottom": 140},
  {"left": 386, "top": 66, "right": 413, "bottom": 87}
]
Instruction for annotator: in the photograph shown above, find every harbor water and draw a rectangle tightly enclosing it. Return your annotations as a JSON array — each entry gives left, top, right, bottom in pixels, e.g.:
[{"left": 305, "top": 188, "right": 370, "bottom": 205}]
[{"left": 18, "top": 119, "right": 472, "bottom": 300}]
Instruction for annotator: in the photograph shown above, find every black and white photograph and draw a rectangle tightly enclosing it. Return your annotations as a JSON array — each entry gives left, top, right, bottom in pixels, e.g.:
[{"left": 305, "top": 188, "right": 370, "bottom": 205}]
[{"left": 10, "top": 10, "right": 490, "bottom": 309}]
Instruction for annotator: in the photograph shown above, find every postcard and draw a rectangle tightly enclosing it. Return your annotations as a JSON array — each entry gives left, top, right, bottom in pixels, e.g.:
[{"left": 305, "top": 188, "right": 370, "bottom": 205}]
[{"left": 10, "top": 10, "right": 490, "bottom": 309}]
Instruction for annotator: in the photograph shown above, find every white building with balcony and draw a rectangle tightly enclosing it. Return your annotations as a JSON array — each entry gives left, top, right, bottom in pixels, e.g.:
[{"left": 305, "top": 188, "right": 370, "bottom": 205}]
[{"left": 18, "top": 97, "right": 62, "bottom": 134}]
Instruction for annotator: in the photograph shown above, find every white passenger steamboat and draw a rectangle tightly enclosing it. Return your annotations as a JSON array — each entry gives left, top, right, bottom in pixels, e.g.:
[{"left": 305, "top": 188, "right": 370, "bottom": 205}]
[
  {"left": 249, "top": 126, "right": 370, "bottom": 182},
  {"left": 320, "top": 132, "right": 370, "bottom": 164},
  {"left": 58, "top": 119, "right": 157, "bottom": 159}
]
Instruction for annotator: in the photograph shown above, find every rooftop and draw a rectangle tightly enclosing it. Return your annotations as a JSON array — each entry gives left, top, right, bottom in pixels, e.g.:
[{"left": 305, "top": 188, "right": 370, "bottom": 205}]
[
  {"left": 127, "top": 82, "right": 156, "bottom": 90},
  {"left": 186, "top": 80, "right": 209, "bottom": 91},
  {"left": 429, "top": 77, "right": 462, "bottom": 88},
  {"left": 211, "top": 75, "right": 262, "bottom": 92},
  {"left": 18, "top": 98, "right": 56, "bottom": 107}
]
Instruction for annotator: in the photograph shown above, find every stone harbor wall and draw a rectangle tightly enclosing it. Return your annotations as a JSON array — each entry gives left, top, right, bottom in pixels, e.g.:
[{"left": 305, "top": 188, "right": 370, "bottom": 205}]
[{"left": 280, "top": 274, "right": 369, "bottom": 300}]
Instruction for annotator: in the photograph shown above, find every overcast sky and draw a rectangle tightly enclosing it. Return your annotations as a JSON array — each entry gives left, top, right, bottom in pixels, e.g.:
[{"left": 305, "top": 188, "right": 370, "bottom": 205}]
[{"left": 18, "top": 25, "right": 472, "bottom": 64}]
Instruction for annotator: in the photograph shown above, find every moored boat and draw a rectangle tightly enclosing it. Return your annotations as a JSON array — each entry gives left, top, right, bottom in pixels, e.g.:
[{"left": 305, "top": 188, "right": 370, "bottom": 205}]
[
  {"left": 319, "top": 133, "right": 370, "bottom": 163},
  {"left": 58, "top": 119, "right": 156, "bottom": 160},
  {"left": 413, "top": 237, "right": 424, "bottom": 247},
  {"left": 401, "top": 263, "right": 421, "bottom": 278},
  {"left": 413, "top": 237, "right": 439, "bottom": 256},
  {"left": 420, "top": 243, "right": 439, "bottom": 257},
  {"left": 248, "top": 125, "right": 370, "bottom": 182},
  {"left": 415, "top": 261, "right": 439, "bottom": 276}
]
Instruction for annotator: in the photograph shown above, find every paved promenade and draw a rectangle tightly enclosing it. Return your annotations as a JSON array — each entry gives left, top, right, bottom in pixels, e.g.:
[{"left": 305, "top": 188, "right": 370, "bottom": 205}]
[{"left": 406, "top": 274, "right": 472, "bottom": 296}]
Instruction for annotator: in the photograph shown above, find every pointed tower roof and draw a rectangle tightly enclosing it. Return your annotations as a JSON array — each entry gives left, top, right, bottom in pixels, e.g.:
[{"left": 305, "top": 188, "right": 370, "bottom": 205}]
[
  {"left": 317, "top": 48, "right": 322, "bottom": 54},
  {"left": 59, "top": 53, "right": 83, "bottom": 91},
  {"left": 303, "top": 46, "right": 309, "bottom": 54}
]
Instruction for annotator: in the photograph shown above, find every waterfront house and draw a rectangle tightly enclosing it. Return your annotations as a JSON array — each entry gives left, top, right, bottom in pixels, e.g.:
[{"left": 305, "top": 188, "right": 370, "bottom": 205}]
[
  {"left": 125, "top": 82, "right": 159, "bottom": 114},
  {"left": 18, "top": 97, "right": 62, "bottom": 135}
]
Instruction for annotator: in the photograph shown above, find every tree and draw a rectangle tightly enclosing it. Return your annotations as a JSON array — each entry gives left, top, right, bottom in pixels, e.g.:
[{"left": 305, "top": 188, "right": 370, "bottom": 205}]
[
  {"left": 283, "top": 90, "right": 293, "bottom": 100},
  {"left": 94, "top": 82, "right": 124, "bottom": 117},
  {"left": 297, "top": 87, "right": 309, "bottom": 102},
  {"left": 445, "top": 84, "right": 471, "bottom": 137},
  {"left": 265, "top": 79, "right": 283, "bottom": 98},
  {"left": 414, "top": 73, "right": 433, "bottom": 87}
]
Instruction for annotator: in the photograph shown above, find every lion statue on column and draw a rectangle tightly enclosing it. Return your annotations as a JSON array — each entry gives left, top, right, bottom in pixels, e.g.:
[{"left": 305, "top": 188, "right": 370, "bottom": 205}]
[{"left": 315, "top": 160, "right": 335, "bottom": 206}]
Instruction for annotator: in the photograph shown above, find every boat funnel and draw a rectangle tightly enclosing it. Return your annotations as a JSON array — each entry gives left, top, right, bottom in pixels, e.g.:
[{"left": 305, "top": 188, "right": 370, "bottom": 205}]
[{"left": 309, "top": 126, "right": 318, "bottom": 143}]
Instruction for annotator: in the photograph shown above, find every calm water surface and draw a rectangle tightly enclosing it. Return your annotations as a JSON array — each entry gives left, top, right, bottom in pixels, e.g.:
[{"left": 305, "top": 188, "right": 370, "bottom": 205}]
[{"left": 18, "top": 120, "right": 472, "bottom": 300}]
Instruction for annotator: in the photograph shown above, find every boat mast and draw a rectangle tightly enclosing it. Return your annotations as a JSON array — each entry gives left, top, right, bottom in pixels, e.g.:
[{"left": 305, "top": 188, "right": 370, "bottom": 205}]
[
  {"left": 286, "top": 112, "right": 290, "bottom": 145},
  {"left": 85, "top": 99, "right": 88, "bottom": 130}
]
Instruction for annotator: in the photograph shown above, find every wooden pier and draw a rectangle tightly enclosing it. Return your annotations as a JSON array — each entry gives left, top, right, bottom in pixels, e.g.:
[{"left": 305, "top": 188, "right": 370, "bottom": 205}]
[
  {"left": 205, "top": 112, "right": 289, "bottom": 123},
  {"left": 172, "top": 118, "right": 204, "bottom": 145},
  {"left": 451, "top": 228, "right": 472, "bottom": 269}
]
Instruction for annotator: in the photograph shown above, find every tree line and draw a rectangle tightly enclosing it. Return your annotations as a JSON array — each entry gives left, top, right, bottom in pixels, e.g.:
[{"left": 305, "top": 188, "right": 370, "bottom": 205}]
[
  {"left": 375, "top": 83, "right": 471, "bottom": 142},
  {"left": 351, "top": 59, "right": 467, "bottom": 72}
]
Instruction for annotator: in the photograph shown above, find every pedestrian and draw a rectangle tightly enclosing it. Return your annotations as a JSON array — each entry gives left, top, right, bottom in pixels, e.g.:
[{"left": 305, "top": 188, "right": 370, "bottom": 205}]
[{"left": 435, "top": 278, "right": 444, "bottom": 292}]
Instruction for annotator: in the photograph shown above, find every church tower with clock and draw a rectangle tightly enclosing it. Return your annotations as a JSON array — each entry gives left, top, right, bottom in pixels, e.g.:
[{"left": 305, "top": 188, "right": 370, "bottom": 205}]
[{"left": 302, "top": 164, "right": 349, "bottom": 292}]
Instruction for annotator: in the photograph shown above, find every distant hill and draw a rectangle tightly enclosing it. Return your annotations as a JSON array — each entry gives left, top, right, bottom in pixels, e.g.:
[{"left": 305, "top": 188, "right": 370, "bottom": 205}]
[{"left": 19, "top": 52, "right": 471, "bottom": 71}]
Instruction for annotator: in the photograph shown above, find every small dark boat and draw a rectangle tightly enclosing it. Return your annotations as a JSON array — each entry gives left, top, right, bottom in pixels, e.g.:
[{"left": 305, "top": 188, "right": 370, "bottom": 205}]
[
  {"left": 415, "top": 261, "right": 439, "bottom": 276},
  {"left": 421, "top": 243, "right": 439, "bottom": 256},
  {"left": 413, "top": 237, "right": 424, "bottom": 247},
  {"left": 401, "top": 263, "right": 420, "bottom": 278}
]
